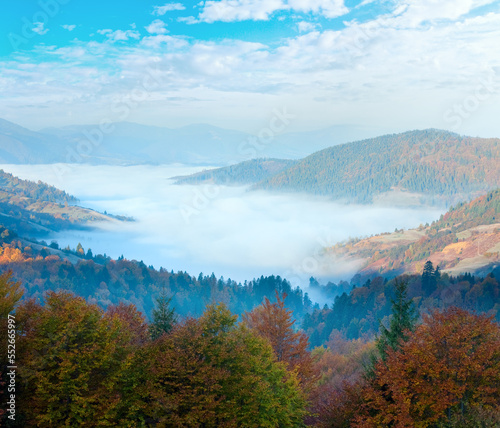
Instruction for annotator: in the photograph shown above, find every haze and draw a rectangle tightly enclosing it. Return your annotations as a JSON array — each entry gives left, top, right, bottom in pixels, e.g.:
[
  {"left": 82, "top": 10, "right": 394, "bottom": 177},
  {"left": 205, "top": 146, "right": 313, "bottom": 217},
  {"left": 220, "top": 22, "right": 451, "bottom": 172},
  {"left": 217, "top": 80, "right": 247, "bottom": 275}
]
[{"left": 1, "top": 164, "right": 445, "bottom": 286}]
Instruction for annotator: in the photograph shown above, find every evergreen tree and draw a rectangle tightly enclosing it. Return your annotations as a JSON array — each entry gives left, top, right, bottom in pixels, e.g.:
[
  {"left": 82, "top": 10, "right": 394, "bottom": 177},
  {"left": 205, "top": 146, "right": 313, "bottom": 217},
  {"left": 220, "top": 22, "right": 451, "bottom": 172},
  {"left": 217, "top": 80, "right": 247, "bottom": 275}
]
[
  {"left": 149, "top": 289, "right": 177, "bottom": 341},
  {"left": 376, "top": 277, "right": 417, "bottom": 362},
  {"left": 422, "top": 260, "right": 436, "bottom": 295}
]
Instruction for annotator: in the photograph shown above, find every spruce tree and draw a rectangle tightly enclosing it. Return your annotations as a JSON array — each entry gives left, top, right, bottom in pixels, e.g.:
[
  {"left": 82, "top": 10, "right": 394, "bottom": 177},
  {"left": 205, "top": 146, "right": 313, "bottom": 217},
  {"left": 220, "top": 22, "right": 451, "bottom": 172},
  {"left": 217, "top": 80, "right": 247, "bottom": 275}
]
[
  {"left": 150, "top": 289, "right": 177, "bottom": 341},
  {"left": 376, "top": 277, "right": 417, "bottom": 362},
  {"left": 422, "top": 260, "right": 436, "bottom": 295}
]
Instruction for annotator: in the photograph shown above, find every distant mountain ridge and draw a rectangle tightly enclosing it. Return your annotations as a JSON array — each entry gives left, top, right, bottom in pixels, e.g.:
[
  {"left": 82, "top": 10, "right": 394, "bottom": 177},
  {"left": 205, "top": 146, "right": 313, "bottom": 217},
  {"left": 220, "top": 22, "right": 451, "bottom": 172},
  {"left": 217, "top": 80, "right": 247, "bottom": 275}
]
[
  {"left": 0, "top": 118, "right": 66, "bottom": 164},
  {"left": 175, "top": 129, "right": 500, "bottom": 205},
  {"left": 253, "top": 129, "right": 500, "bottom": 204},
  {"left": 0, "top": 118, "right": 375, "bottom": 166}
]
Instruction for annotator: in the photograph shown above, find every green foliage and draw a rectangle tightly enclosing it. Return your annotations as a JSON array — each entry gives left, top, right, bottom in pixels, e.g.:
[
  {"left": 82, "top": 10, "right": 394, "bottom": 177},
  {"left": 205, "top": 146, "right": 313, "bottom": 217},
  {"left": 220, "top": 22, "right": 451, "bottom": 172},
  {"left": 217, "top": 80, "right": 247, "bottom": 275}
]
[
  {"left": 123, "top": 304, "right": 308, "bottom": 427},
  {"left": 16, "top": 292, "right": 135, "bottom": 427},
  {"left": 2, "top": 253, "right": 307, "bottom": 325},
  {"left": 375, "top": 277, "right": 417, "bottom": 361},
  {"left": 0, "top": 271, "right": 23, "bottom": 319},
  {"left": 302, "top": 270, "right": 500, "bottom": 346},
  {"left": 149, "top": 290, "right": 177, "bottom": 340}
]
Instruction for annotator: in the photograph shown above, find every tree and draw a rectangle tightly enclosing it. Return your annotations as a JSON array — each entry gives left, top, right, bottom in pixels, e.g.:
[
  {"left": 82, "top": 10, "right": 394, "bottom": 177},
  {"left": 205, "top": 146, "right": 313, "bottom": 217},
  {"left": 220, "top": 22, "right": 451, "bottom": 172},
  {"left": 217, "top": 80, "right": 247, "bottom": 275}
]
[
  {"left": 243, "top": 292, "right": 317, "bottom": 391},
  {"left": 16, "top": 292, "right": 135, "bottom": 427},
  {"left": 356, "top": 307, "right": 500, "bottom": 427},
  {"left": 376, "top": 277, "right": 417, "bottom": 362},
  {"left": 0, "top": 271, "right": 23, "bottom": 319},
  {"left": 422, "top": 260, "right": 437, "bottom": 295},
  {"left": 127, "top": 304, "right": 307, "bottom": 427},
  {"left": 105, "top": 302, "right": 149, "bottom": 346},
  {"left": 76, "top": 242, "right": 84, "bottom": 256},
  {"left": 0, "top": 272, "right": 23, "bottom": 424},
  {"left": 149, "top": 289, "right": 177, "bottom": 340}
]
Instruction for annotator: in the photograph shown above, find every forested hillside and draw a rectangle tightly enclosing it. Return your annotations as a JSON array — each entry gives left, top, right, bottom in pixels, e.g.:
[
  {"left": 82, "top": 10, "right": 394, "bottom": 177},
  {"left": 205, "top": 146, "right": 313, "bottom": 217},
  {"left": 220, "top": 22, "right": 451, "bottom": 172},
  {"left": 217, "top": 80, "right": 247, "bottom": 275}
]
[
  {"left": 174, "top": 158, "right": 297, "bottom": 185},
  {"left": 0, "top": 170, "right": 131, "bottom": 237},
  {"left": 0, "top": 225, "right": 308, "bottom": 320},
  {"left": 254, "top": 129, "right": 500, "bottom": 204},
  {"left": 0, "top": 170, "right": 77, "bottom": 203},
  {"left": 328, "top": 189, "right": 500, "bottom": 278},
  {"left": 303, "top": 267, "right": 500, "bottom": 348}
]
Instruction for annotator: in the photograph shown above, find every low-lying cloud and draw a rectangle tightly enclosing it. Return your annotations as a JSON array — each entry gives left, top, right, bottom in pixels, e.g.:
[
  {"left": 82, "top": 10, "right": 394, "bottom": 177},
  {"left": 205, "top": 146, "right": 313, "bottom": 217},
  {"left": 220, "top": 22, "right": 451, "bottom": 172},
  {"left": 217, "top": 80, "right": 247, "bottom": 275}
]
[{"left": 1, "top": 164, "right": 445, "bottom": 285}]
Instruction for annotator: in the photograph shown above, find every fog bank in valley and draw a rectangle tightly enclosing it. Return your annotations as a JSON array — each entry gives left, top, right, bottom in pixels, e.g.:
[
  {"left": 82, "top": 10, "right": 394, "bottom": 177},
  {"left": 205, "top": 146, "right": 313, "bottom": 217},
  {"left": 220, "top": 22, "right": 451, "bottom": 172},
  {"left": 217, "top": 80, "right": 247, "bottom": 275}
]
[{"left": 1, "top": 164, "right": 445, "bottom": 286}]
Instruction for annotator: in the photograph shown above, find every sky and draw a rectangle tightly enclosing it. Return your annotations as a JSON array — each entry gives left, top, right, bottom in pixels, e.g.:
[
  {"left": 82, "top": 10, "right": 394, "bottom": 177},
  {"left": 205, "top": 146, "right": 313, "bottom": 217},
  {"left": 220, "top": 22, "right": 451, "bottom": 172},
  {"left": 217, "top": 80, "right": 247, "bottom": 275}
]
[{"left": 1, "top": 0, "right": 500, "bottom": 137}]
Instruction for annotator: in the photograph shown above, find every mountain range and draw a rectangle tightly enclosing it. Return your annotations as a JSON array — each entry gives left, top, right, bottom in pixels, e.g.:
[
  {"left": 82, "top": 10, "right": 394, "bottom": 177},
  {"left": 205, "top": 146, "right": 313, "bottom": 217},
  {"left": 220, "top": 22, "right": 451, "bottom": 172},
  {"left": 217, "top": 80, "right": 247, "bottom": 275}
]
[
  {"left": 178, "top": 129, "right": 500, "bottom": 205},
  {"left": 0, "top": 118, "right": 374, "bottom": 166}
]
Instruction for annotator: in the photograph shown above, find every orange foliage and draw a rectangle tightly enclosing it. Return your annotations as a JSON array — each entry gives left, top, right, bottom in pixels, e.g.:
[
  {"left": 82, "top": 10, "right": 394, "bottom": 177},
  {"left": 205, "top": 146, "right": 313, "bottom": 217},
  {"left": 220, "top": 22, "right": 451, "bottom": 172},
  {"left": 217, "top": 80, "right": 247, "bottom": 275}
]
[
  {"left": 355, "top": 307, "right": 500, "bottom": 427},
  {"left": 243, "top": 292, "right": 318, "bottom": 391}
]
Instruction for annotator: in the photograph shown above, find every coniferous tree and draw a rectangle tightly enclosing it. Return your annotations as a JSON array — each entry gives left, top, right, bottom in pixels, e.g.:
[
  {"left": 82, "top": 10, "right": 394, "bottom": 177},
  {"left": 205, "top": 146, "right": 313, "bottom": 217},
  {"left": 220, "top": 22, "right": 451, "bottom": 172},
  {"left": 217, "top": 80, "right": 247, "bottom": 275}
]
[
  {"left": 376, "top": 277, "right": 417, "bottom": 362},
  {"left": 422, "top": 260, "right": 436, "bottom": 295},
  {"left": 149, "top": 289, "right": 177, "bottom": 341}
]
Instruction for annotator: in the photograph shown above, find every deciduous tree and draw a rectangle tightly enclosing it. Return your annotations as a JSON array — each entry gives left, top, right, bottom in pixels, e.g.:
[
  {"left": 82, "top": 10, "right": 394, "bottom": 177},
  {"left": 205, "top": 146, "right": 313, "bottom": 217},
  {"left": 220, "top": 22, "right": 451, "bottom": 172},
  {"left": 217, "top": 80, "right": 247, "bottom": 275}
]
[
  {"left": 243, "top": 292, "right": 318, "bottom": 391},
  {"left": 356, "top": 307, "right": 500, "bottom": 427},
  {"left": 16, "top": 292, "right": 135, "bottom": 427}
]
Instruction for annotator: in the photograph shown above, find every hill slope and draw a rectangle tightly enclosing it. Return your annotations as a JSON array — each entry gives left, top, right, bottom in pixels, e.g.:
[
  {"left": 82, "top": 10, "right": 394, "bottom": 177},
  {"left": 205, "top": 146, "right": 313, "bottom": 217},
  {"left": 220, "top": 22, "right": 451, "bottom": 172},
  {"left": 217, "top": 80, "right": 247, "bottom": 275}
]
[
  {"left": 327, "top": 189, "right": 500, "bottom": 278},
  {"left": 253, "top": 129, "right": 500, "bottom": 204},
  {"left": 0, "top": 118, "right": 66, "bottom": 164},
  {"left": 0, "top": 169, "right": 129, "bottom": 236},
  {"left": 174, "top": 158, "right": 297, "bottom": 186}
]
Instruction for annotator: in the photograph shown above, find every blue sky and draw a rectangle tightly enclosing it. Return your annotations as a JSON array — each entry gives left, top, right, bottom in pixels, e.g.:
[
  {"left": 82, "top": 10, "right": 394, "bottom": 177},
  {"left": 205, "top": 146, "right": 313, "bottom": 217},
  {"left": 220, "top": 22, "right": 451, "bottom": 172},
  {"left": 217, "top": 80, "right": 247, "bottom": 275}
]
[{"left": 1, "top": 0, "right": 500, "bottom": 137}]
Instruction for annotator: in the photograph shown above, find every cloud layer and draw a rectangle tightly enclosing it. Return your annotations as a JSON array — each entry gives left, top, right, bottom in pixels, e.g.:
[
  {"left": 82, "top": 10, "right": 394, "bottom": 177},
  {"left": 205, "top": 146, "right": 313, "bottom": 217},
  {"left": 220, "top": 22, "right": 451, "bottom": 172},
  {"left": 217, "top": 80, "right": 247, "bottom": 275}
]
[{"left": 0, "top": 164, "right": 445, "bottom": 285}]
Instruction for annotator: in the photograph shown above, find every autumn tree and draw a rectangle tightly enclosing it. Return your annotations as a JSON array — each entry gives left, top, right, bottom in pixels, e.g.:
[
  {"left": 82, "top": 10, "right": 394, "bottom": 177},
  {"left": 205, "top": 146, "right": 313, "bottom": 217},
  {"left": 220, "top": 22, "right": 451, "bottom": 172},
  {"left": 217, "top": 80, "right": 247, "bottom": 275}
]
[
  {"left": 0, "top": 271, "right": 23, "bottom": 424},
  {"left": 16, "top": 292, "right": 135, "bottom": 427},
  {"left": 307, "top": 335, "right": 375, "bottom": 427},
  {"left": 356, "top": 307, "right": 500, "bottom": 427},
  {"left": 126, "top": 303, "right": 307, "bottom": 427},
  {"left": 0, "top": 271, "right": 23, "bottom": 318},
  {"left": 105, "top": 302, "right": 149, "bottom": 346},
  {"left": 243, "top": 292, "right": 317, "bottom": 391}
]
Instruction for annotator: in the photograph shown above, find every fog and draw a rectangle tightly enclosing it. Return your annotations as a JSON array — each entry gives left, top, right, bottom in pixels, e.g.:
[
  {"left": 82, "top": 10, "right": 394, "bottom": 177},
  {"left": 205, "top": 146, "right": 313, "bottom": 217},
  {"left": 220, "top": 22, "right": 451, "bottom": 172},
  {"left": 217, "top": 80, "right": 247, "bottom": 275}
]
[{"left": 2, "top": 164, "right": 445, "bottom": 286}]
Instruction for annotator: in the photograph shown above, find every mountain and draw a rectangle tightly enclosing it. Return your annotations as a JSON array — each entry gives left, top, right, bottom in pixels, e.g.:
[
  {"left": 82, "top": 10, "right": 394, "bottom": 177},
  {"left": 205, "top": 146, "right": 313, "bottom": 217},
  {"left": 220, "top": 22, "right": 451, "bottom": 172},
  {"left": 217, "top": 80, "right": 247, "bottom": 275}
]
[
  {"left": 0, "top": 168, "right": 130, "bottom": 237},
  {"left": 327, "top": 189, "right": 500, "bottom": 278},
  {"left": 0, "top": 118, "right": 66, "bottom": 163},
  {"left": 40, "top": 122, "right": 252, "bottom": 165},
  {"left": 0, "top": 117, "right": 376, "bottom": 166},
  {"left": 173, "top": 158, "right": 298, "bottom": 186},
  {"left": 253, "top": 129, "right": 500, "bottom": 205},
  {"left": 40, "top": 122, "right": 371, "bottom": 166}
]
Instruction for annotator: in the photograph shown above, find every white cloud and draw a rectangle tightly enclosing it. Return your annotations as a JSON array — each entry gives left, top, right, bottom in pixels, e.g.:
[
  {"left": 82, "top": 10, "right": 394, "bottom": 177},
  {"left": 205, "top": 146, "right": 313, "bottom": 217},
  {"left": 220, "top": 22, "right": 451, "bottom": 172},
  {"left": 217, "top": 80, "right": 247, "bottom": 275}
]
[
  {"left": 61, "top": 24, "right": 76, "bottom": 31},
  {"left": 199, "top": 0, "right": 285, "bottom": 22},
  {"left": 97, "top": 29, "right": 141, "bottom": 42},
  {"left": 2, "top": 1, "right": 500, "bottom": 137},
  {"left": 197, "top": 0, "right": 348, "bottom": 22},
  {"left": 289, "top": 0, "right": 348, "bottom": 18},
  {"left": 178, "top": 16, "right": 200, "bottom": 24},
  {"left": 153, "top": 2, "right": 186, "bottom": 15},
  {"left": 145, "top": 19, "right": 168, "bottom": 34},
  {"left": 32, "top": 22, "right": 49, "bottom": 35},
  {"left": 297, "top": 21, "right": 318, "bottom": 32},
  {"left": 140, "top": 35, "right": 188, "bottom": 49},
  {"left": 1, "top": 164, "right": 445, "bottom": 284},
  {"left": 389, "top": 0, "right": 499, "bottom": 28}
]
